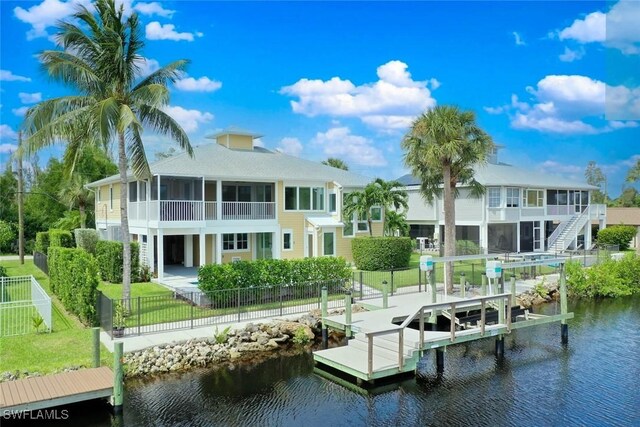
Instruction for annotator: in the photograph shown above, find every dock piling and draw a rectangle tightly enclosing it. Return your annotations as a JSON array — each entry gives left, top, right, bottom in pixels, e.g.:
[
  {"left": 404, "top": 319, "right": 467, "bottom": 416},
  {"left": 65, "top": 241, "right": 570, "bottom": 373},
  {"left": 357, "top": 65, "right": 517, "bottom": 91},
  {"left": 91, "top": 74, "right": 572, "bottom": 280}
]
[
  {"left": 113, "top": 342, "right": 124, "bottom": 414},
  {"left": 436, "top": 348, "right": 444, "bottom": 373},
  {"left": 495, "top": 336, "right": 505, "bottom": 358},
  {"left": 460, "top": 273, "right": 466, "bottom": 298},
  {"left": 510, "top": 275, "right": 516, "bottom": 307},
  {"left": 559, "top": 264, "right": 568, "bottom": 344},
  {"left": 345, "top": 291, "right": 352, "bottom": 338},
  {"left": 481, "top": 273, "right": 487, "bottom": 296},
  {"left": 321, "top": 286, "right": 328, "bottom": 349},
  {"left": 382, "top": 280, "right": 389, "bottom": 309}
]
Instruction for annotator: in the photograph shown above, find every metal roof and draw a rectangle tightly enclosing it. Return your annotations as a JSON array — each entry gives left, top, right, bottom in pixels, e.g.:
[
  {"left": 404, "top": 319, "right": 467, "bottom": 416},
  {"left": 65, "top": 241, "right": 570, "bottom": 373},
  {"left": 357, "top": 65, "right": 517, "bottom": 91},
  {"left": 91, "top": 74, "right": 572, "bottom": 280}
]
[
  {"left": 398, "top": 162, "right": 598, "bottom": 190},
  {"left": 87, "top": 143, "right": 371, "bottom": 187}
]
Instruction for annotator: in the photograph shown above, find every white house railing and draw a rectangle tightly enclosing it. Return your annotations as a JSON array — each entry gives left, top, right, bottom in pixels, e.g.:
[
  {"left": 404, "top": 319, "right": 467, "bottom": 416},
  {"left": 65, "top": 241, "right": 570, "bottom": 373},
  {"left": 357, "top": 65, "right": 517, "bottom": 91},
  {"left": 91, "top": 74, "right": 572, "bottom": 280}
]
[
  {"left": 222, "top": 202, "right": 276, "bottom": 220},
  {"left": 129, "top": 200, "right": 276, "bottom": 222},
  {"left": 0, "top": 275, "right": 51, "bottom": 337}
]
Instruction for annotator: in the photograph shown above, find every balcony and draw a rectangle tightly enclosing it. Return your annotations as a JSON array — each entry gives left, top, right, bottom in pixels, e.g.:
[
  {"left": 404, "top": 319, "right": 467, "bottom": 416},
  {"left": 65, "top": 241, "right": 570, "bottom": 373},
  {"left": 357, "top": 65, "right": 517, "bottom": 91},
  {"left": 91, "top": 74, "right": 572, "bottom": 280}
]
[{"left": 130, "top": 200, "right": 275, "bottom": 223}]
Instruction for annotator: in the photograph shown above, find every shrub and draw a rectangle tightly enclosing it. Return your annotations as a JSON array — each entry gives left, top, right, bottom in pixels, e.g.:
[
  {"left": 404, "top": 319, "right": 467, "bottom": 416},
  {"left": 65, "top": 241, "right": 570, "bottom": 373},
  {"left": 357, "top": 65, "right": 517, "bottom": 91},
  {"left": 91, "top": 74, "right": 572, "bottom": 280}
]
[
  {"left": 566, "top": 255, "right": 640, "bottom": 298},
  {"left": 74, "top": 228, "right": 100, "bottom": 255},
  {"left": 49, "top": 229, "right": 74, "bottom": 249},
  {"left": 0, "top": 265, "right": 7, "bottom": 278},
  {"left": 351, "top": 237, "right": 413, "bottom": 270},
  {"left": 596, "top": 225, "right": 637, "bottom": 251},
  {"left": 292, "top": 326, "right": 311, "bottom": 345},
  {"left": 198, "top": 257, "right": 351, "bottom": 293},
  {"left": 48, "top": 247, "right": 100, "bottom": 325},
  {"left": 0, "top": 220, "right": 15, "bottom": 254},
  {"left": 95, "top": 240, "right": 140, "bottom": 283},
  {"left": 455, "top": 240, "right": 481, "bottom": 255},
  {"left": 35, "top": 231, "right": 50, "bottom": 254}
]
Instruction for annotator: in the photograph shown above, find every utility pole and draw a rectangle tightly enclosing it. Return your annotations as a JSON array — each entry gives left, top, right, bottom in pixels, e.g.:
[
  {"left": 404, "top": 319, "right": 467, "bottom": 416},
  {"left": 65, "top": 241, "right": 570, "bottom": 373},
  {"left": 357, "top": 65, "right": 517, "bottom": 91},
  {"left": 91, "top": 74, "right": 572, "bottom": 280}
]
[{"left": 17, "top": 132, "right": 25, "bottom": 265}]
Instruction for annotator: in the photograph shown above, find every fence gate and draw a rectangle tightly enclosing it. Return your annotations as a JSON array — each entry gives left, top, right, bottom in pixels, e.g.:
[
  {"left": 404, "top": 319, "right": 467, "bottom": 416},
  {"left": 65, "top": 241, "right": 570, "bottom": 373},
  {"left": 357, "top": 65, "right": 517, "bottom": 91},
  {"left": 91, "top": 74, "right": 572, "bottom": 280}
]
[{"left": 0, "top": 276, "right": 52, "bottom": 337}]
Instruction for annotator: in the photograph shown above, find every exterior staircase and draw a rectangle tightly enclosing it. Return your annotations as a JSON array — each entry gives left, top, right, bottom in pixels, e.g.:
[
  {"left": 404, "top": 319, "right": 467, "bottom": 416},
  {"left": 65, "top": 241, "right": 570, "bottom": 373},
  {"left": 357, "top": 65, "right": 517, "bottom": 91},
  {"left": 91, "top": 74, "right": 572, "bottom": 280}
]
[{"left": 547, "top": 207, "right": 591, "bottom": 253}]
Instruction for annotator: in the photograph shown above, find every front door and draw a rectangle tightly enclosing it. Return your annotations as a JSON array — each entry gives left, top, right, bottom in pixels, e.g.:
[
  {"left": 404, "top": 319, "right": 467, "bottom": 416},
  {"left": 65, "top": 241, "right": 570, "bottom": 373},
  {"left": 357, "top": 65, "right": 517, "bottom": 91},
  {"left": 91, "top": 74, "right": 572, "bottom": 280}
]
[
  {"left": 305, "top": 232, "right": 315, "bottom": 257},
  {"left": 256, "top": 233, "right": 273, "bottom": 260}
]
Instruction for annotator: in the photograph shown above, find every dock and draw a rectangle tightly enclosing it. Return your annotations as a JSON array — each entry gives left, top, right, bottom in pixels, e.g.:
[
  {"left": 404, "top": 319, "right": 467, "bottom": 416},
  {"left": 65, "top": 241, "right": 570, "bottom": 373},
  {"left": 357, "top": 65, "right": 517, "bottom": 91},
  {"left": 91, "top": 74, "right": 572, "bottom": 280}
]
[
  {"left": 314, "top": 255, "right": 573, "bottom": 386},
  {"left": 0, "top": 367, "right": 114, "bottom": 412}
]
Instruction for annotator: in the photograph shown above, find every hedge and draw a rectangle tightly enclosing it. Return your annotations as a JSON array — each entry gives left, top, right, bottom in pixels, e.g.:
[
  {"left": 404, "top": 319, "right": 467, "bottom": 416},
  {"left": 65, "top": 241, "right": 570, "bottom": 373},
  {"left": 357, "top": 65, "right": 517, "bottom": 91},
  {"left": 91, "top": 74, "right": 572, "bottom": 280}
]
[
  {"left": 596, "top": 225, "right": 637, "bottom": 251},
  {"left": 49, "top": 229, "right": 74, "bottom": 249},
  {"left": 75, "top": 228, "right": 100, "bottom": 255},
  {"left": 35, "top": 231, "right": 50, "bottom": 254},
  {"left": 456, "top": 240, "right": 481, "bottom": 255},
  {"left": 198, "top": 257, "right": 351, "bottom": 293},
  {"left": 351, "top": 237, "right": 413, "bottom": 270},
  {"left": 95, "top": 240, "right": 140, "bottom": 283},
  {"left": 566, "top": 254, "right": 640, "bottom": 298},
  {"left": 48, "top": 247, "right": 100, "bottom": 325},
  {"left": 0, "top": 220, "right": 15, "bottom": 254}
]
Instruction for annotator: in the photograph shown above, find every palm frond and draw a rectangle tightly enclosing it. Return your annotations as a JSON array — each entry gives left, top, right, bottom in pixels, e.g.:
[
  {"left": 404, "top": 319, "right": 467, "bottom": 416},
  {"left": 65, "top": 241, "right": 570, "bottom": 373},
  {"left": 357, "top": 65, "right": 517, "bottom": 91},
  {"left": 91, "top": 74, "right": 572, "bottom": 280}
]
[
  {"left": 137, "top": 105, "right": 193, "bottom": 156},
  {"left": 39, "top": 50, "right": 101, "bottom": 94},
  {"left": 125, "top": 125, "right": 151, "bottom": 179},
  {"left": 129, "top": 84, "right": 170, "bottom": 108},
  {"left": 132, "top": 60, "right": 190, "bottom": 91}
]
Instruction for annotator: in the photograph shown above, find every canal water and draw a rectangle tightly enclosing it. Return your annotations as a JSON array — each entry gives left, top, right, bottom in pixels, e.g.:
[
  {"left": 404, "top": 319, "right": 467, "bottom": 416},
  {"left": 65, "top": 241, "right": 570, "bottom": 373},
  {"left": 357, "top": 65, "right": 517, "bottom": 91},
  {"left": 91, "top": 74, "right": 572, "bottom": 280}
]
[{"left": 35, "top": 297, "right": 640, "bottom": 426}]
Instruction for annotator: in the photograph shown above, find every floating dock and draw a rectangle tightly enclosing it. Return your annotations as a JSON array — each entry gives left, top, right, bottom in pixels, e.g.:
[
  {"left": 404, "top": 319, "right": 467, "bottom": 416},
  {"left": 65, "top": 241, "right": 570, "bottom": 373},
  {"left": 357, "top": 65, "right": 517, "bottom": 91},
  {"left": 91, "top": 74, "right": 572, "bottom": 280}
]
[{"left": 0, "top": 367, "right": 114, "bottom": 412}]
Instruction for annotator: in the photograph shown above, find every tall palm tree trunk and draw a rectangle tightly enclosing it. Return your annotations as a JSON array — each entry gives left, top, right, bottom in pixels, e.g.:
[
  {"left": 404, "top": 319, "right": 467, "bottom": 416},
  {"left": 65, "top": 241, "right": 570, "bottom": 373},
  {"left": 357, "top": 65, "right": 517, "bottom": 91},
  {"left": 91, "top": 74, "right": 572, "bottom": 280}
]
[
  {"left": 118, "top": 132, "right": 131, "bottom": 308},
  {"left": 368, "top": 218, "right": 373, "bottom": 236},
  {"left": 443, "top": 164, "right": 455, "bottom": 293}
]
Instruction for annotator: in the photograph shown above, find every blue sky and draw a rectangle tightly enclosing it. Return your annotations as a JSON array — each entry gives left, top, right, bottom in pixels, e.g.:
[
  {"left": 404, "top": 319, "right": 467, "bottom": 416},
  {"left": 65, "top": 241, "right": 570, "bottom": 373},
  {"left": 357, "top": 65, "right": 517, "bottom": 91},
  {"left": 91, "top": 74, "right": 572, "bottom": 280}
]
[{"left": 1, "top": 0, "right": 638, "bottom": 196}]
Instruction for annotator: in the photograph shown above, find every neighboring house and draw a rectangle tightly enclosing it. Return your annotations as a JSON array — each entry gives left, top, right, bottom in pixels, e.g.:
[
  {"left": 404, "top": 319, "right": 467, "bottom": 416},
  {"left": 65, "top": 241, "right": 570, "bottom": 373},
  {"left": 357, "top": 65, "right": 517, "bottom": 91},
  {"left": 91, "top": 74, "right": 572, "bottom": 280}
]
[
  {"left": 86, "top": 127, "right": 383, "bottom": 279},
  {"left": 398, "top": 147, "right": 607, "bottom": 254},
  {"left": 605, "top": 207, "right": 640, "bottom": 251}
]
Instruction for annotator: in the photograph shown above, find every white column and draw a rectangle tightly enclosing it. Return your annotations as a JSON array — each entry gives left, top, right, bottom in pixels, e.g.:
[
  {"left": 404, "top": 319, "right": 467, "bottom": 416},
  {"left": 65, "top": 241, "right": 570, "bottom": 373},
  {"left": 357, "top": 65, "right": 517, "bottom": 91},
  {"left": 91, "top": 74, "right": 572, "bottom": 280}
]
[
  {"left": 272, "top": 229, "right": 281, "bottom": 260},
  {"left": 540, "top": 221, "right": 545, "bottom": 252},
  {"left": 184, "top": 234, "right": 193, "bottom": 267},
  {"left": 199, "top": 230, "right": 206, "bottom": 266},
  {"left": 516, "top": 222, "right": 521, "bottom": 253},
  {"left": 201, "top": 177, "right": 205, "bottom": 220},
  {"left": 216, "top": 180, "right": 223, "bottom": 221},
  {"left": 157, "top": 228, "right": 164, "bottom": 279},
  {"left": 215, "top": 233, "right": 223, "bottom": 264},
  {"left": 147, "top": 230, "right": 155, "bottom": 274}
]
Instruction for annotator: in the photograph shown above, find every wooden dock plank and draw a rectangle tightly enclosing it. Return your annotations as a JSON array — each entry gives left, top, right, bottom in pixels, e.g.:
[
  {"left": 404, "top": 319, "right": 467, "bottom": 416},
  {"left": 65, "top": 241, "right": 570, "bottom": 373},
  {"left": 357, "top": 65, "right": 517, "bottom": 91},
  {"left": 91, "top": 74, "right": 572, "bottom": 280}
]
[{"left": 0, "top": 367, "right": 114, "bottom": 412}]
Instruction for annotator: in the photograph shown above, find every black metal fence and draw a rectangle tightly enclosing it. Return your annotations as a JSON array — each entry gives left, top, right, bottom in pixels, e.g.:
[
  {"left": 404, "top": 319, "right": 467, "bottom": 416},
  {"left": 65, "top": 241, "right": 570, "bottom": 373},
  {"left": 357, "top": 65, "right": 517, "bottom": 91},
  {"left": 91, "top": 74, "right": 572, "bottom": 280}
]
[
  {"left": 33, "top": 251, "right": 48, "bottom": 275},
  {"left": 98, "top": 279, "right": 350, "bottom": 338}
]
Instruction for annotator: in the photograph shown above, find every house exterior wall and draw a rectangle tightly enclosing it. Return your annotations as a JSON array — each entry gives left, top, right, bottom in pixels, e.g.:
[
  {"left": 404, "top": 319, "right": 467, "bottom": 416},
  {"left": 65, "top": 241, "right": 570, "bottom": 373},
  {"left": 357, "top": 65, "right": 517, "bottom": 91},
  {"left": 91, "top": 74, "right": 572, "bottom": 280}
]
[
  {"left": 95, "top": 183, "right": 122, "bottom": 223},
  {"left": 216, "top": 134, "right": 253, "bottom": 150},
  {"left": 277, "top": 181, "right": 307, "bottom": 259}
]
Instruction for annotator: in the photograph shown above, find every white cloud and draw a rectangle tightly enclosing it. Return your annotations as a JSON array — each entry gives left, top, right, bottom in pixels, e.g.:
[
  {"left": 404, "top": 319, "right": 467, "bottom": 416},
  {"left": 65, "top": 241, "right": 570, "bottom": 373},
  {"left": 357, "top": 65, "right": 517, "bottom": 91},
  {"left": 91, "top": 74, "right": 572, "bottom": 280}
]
[
  {"left": 174, "top": 77, "right": 222, "bottom": 92},
  {"left": 559, "top": 46, "right": 585, "bottom": 62},
  {"left": 559, "top": 1, "right": 640, "bottom": 55},
  {"left": 19, "top": 92, "right": 42, "bottom": 104},
  {"left": 537, "top": 160, "right": 583, "bottom": 176},
  {"left": 162, "top": 106, "right": 213, "bottom": 133},
  {"left": 13, "top": 0, "right": 92, "bottom": 40},
  {"left": 253, "top": 138, "right": 264, "bottom": 148},
  {"left": 488, "top": 75, "right": 640, "bottom": 133},
  {"left": 277, "top": 137, "right": 303, "bottom": 157},
  {"left": 513, "top": 31, "right": 526, "bottom": 46},
  {"left": 0, "top": 69, "right": 31, "bottom": 82},
  {"left": 145, "top": 21, "right": 197, "bottom": 41},
  {"left": 311, "top": 127, "right": 386, "bottom": 167},
  {"left": 135, "top": 57, "right": 160, "bottom": 77},
  {"left": 281, "top": 60, "right": 437, "bottom": 132},
  {"left": 12, "top": 107, "right": 29, "bottom": 117},
  {"left": 134, "top": 2, "right": 174, "bottom": 18},
  {"left": 0, "top": 143, "right": 18, "bottom": 154},
  {"left": 0, "top": 124, "right": 18, "bottom": 141}
]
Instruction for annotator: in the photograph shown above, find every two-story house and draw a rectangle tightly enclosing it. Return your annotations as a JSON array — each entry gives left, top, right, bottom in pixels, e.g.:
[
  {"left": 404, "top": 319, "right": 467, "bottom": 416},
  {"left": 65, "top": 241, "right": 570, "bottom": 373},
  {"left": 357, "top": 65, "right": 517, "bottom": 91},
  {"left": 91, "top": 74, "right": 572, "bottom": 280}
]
[
  {"left": 398, "top": 147, "right": 607, "bottom": 254},
  {"left": 87, "top": 127, "right": 382, "bottom": 280}
]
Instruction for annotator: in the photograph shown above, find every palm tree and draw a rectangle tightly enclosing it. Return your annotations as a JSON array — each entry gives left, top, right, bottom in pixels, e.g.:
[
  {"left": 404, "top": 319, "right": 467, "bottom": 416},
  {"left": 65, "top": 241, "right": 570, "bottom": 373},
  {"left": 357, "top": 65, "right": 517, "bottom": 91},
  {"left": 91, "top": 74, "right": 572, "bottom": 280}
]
[
  {"left": 626, "top": 159, "right": 640, "bottom": 183},
  {"left": 402, "top": 105, "right": 493, "bottom": 293},
  {"left": 59, "top": 174, "right": 91, "bottom": 228},
  {"left": 343, "top": 178, "right": 408, "bottom": 237},
  {"left": 322, "top": 158, "right": 349, "bottom": 171},
  {"left": 22, "top": 0, "right": 193, "bottom": 304},
  {"left": 384, "top": 210, "right": 409, "bottom": 237}
]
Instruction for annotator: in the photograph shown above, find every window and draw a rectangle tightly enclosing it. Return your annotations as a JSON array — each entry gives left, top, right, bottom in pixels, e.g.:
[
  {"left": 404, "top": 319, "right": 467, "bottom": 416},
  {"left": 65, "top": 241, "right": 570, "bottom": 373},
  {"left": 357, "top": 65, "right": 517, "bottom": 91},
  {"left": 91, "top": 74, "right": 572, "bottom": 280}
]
[
  {"left": 97, "top": 187, "right": 101, "bottom": 202},
  {"left": 109, "top": 186, "right": 113, "bottom": 210},
  {"left": 129, "top": 182, "right": 137, "bottom": 202},
  {"left": 329, "top": 193, "right": 337, "bottom": 213},
  {"left": 299, "top": 187, "right": 311, "bottom": 210},
  {"left": 506, "top": 188, "right": 519, "bottom": 207},
  {"left": 222, "top": 233, "right": 249, "bottom": 251},
  {"left": 370, "top": 206, "right": 382, "bottom": 221},
  {"left": 547, "top": 190, "right": 558, "bottom": 205},
  {"left": 283, "top": 230, "right": 293, "bottom": 251},
  {"left": 488, "top": 187, "right": 501, "bottom": 208},
  {"left": 284, "top": 186, "right": 325, "bottom": 211},
  {"left": 523, "top": 189, "right": 544, "bottom": 207},
  {"left": 323, "top": 232, "right": 335, "bottom": 256},
  {"left": 343, "top": 221, "right": 354, "bottom": 237},
  {"left": 139, "top": 182, "right": 146, "bottom": 201},
  {"left": 313, "top": 187, "right": 325, "bottom": 210},
  {"left": 357, "top": 212, "right": 368, "bottom": 231},
  {"left": 285, "top": 187, "right": 297, "bottom": 210}
]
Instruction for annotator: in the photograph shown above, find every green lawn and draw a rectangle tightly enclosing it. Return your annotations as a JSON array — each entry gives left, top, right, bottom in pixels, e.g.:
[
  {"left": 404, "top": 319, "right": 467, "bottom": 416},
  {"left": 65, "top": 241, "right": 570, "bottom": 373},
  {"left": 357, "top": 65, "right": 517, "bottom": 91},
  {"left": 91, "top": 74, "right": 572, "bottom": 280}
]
[{"left": 0, "top": 260, "right": 111, "bottom": 374}]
